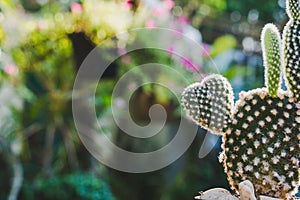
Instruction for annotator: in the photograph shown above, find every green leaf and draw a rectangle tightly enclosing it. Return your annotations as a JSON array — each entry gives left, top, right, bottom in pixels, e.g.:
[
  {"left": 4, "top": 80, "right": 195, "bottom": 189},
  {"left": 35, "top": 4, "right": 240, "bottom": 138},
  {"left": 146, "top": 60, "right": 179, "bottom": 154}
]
[
  {"left": 206, "top": 0, "right": 227, "bottom": 11},
  {"left": 0, "top": 0, "right": 15, "bottom": 8},
  {"left": 210, "top": 35, "right": 237, "bottom": 57}
]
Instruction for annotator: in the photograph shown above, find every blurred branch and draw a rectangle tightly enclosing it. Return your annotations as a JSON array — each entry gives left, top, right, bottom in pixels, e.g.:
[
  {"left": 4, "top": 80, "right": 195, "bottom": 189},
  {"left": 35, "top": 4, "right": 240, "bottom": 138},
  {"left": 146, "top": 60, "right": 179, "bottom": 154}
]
[
  {"left": 0, "top": 136, "right": 23, "bottom": 200},
  {"left": 43, "top": 126, "right": 55, "bottom": 176},
  {"left": 60, "top": 125, "right": 78, "bottom": 169},
  {"left": 7, "top": 155, "right": 23, "bottom": 200},
  {"left": 23, "top": 123, "right": 43, "bottom": 139}
]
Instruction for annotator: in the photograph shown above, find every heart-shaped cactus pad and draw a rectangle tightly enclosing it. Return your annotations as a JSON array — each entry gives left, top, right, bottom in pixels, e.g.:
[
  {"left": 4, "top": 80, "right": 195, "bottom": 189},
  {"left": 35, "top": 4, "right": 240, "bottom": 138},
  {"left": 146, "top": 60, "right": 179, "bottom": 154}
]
[{"left": 181, "top": 74, "right": 234, "bottom": 134}]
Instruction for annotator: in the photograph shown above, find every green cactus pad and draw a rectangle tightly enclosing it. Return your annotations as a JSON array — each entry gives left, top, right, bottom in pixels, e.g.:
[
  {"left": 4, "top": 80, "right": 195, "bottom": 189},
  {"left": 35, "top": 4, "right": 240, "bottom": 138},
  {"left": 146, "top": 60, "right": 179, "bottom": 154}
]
[
  {"left": 181, "top": 0, "right": 300, "bottom": 198},
  {"left": 261, "top": 24, "right": 282, "bottom": 97},
  {"left": 181, "top": 74, "right": 234, "bottom": 134},
  {"left": 221, "top": 88, "right": 300, "bottom": 198},
  {"left": 283, "top": 19, "right": 300, "bottom": 101},
  {"left": 286, "top": 0, "right": 300, "bottom": 20}
]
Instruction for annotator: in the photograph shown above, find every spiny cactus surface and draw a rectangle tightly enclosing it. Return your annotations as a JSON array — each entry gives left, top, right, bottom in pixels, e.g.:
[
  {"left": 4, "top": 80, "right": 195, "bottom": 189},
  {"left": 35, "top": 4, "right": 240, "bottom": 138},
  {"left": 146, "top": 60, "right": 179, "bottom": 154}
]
[
  {"left": 284, "top": 0, "right": 300, "bottom": 101},
  {"left": 181, "top": 75, "right": 233, "bottom": 134},
  {"left": 262, "top": 24, "right": 282, "bottom": 97},
  {"left": 222, "top": 88, "right": 300, "bottom": 198},
  {"left": 181, "top": 0, "right": 300, "bottom": 198},
  {"left": 286, "top": 0, "right": 300, "bottom": 20}
]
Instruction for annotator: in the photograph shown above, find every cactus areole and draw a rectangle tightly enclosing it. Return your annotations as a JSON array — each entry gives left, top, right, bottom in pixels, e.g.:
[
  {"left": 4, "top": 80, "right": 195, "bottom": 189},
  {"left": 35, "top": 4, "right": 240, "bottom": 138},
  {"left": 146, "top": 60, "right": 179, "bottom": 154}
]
[{"left": 181, "top": 0, "right": 300, "bottom": 198}]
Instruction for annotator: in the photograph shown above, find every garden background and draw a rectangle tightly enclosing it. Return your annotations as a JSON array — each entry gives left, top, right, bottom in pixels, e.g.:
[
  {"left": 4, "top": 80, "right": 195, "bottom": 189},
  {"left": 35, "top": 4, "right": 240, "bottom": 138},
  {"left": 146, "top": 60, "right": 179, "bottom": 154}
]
[{"left": 0, "top": 0, "right": 297, "bottom": 199}]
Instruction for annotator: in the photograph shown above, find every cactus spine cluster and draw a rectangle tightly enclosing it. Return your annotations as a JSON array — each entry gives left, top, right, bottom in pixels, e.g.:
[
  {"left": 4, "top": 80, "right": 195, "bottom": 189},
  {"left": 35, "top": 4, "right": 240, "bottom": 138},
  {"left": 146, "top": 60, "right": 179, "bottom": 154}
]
[
  {"left": 284, "top": 0, "right": 300, "bottom": 101},
  {"left": 181, "top": 0, "right": 300, "bottom": 198}
]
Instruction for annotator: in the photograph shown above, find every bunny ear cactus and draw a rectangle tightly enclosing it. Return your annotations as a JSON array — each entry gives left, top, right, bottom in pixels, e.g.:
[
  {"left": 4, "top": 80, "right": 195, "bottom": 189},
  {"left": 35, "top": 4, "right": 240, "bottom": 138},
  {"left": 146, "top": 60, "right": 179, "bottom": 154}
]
[
  {"left": 181, "top": 74, "right": 234, "bottom": 134},
  {"left": 284, "top": 0, "right": 300, "bottom": 101},
  {"left": 286, "top": 0, "right": 300, "bottom": 20},
  {"left": 262, "top": 24, "right": 282, "bottom": 97},
  {"left": 181, "top": 1, "right": 300, "bottom": 199}
]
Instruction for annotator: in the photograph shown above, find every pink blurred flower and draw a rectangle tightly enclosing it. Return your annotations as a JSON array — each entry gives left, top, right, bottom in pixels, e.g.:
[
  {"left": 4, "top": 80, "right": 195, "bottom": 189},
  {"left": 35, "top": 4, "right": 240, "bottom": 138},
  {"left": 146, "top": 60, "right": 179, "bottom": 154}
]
[
  {"left": 117, "top": 48, "right": 131, "bottom": 64},
  {"left": 178, "top": 16, "right": 189, "bottom": 25},
  {"left": 122, "top": 55, "right": 131, "bottom": 64},
  {"left": 163, "top": 0, "right": 175, "bottom": 9},
  {"left": 70, "top": 2, "right": 83, "bottom": 14},
  {"left": 118, "top": 48, "right": 127, "bottom": 56},
  {"left": 180, "top": 57, "right": 201, "bottom": 72},
  {"left": 4, "top": 64, "right": 18, "bottom": 75},
  {"left": 166, "top": 45, "right": 174, "bottom": 56},
  {"left": 202, "top": 43, "right": 211, "bottom": 57},
  {"left": 152, "top": 7, "right": 168, "bottom": 17},
  {"left": 145, "top": 19, "right": 156, "bottom": 28},
  {"left": 122, "top": 1, "right": 133, "bottom": 9},
  {"left": 37, "top": 20, "right": 48, "bottom": 30}
]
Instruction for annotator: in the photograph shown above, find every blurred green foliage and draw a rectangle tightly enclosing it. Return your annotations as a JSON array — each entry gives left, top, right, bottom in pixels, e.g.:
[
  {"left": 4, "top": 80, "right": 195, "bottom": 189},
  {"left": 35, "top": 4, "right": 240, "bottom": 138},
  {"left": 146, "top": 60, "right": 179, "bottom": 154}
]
[
  {"left": 226, "top": 0, "right": 282, "bottom": 21},
  {"left": 205, "top": 0, "right": 227, "bottom": 11},
  {"left": 21, "top": 173, "right": 114, "bottom": 200},
  {"left": 210, "top": 35, "right": 237, "bottom": 57},
  {"left": 175, "top": 0, "right": 284, "bottom": 21},
  {"left": 11, "top": 25, "right": 74, "bottom": 125}
]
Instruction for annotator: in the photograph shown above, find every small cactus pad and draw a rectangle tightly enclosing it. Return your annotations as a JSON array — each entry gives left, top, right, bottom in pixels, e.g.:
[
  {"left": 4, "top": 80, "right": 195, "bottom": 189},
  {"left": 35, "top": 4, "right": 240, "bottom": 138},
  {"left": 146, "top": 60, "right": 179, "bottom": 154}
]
[
  {"left": 181, "top": 74, "right": 234, "bottom": 134},
  {"left": 261, "top": 24, "right": 282, "bottom": 97},
  {"left": 287, "top": 0, "right": 300, "bottom": 20},
  {"left": 283, "top": 0, "right": 300, "bottom": 101},
  {"left": 221, "top": 88, "right": 300, "bottom": 198}
]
